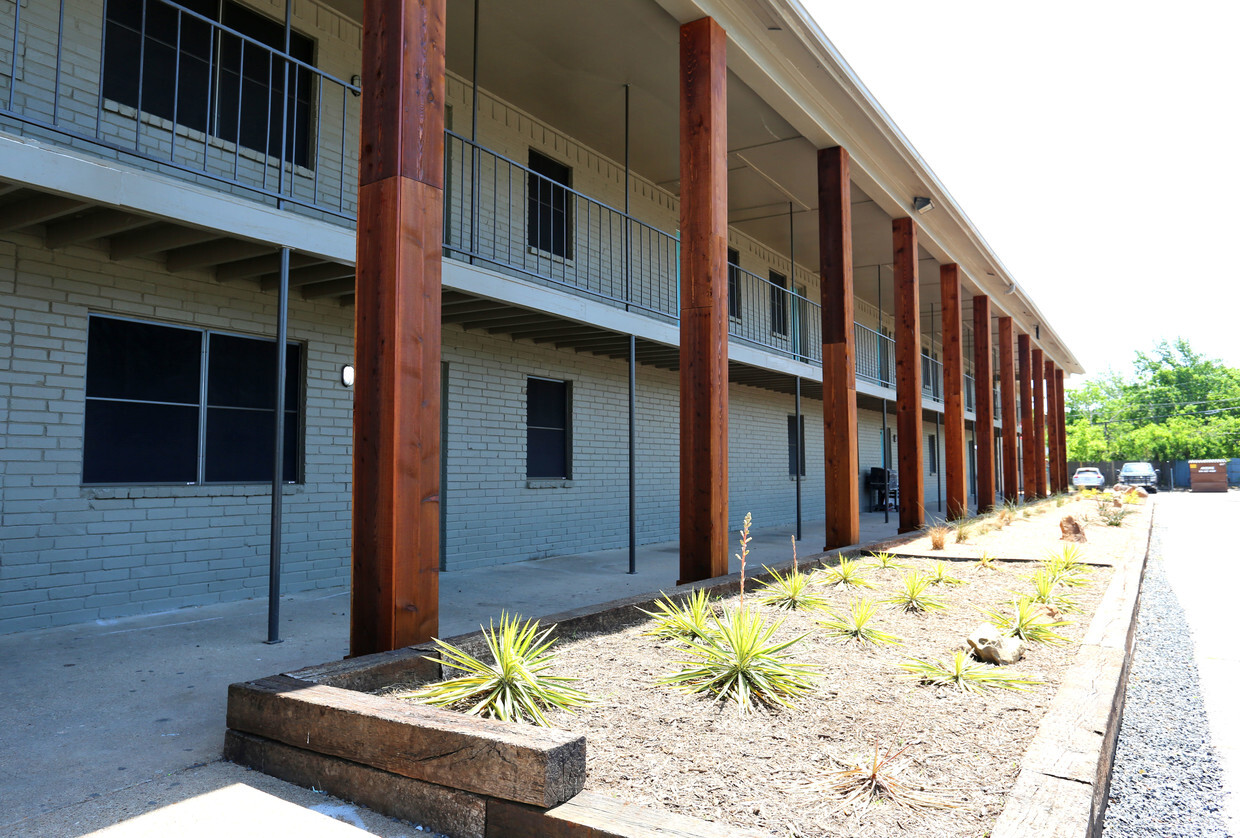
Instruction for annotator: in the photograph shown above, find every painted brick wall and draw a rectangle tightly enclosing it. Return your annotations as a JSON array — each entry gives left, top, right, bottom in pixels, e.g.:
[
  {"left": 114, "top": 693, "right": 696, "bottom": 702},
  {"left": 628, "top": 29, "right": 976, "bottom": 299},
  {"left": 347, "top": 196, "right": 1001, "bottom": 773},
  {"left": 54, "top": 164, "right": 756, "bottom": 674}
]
[{"left": 0, "top": 231, "right": 354, "bottom": 634}]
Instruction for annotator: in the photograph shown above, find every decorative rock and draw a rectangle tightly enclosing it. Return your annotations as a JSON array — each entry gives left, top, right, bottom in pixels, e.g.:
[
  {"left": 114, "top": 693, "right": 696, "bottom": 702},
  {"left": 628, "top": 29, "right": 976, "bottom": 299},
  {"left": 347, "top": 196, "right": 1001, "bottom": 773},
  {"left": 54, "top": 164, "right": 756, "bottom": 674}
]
[
  {"left": 1060, "top": 515, "right": 1088, "bottom": 542},
  {"left": 967, "top": 622, "right": 1026, "bottom": 665}
]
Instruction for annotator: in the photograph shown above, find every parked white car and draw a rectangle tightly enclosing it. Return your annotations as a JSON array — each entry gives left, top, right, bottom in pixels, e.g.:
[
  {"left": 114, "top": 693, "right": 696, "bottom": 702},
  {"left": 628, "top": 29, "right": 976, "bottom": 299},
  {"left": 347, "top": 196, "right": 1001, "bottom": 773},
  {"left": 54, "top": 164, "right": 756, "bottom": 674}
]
[{"left": 1072, "top": 467, "right": 1105, "bottom": 489}]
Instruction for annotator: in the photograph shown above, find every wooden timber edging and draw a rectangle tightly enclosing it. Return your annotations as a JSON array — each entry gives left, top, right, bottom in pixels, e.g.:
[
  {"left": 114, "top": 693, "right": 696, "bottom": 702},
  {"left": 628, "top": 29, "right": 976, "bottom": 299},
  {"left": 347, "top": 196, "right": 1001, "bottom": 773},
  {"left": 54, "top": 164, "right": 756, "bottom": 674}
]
[
  {"left": 989, "top": 500, "right": 1155, "bottom": 838},
  {"left": 226, "top": 504, "right": 1152, "bottom": 837}
]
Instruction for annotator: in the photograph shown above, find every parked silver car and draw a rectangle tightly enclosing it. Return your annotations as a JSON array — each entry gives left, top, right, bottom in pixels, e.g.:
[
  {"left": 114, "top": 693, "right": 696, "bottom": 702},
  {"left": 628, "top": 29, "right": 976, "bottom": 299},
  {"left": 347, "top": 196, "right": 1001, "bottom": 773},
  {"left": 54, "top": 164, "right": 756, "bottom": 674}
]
[{"left": 1072, "top": 467, "right": 1105, "bottom": 489}]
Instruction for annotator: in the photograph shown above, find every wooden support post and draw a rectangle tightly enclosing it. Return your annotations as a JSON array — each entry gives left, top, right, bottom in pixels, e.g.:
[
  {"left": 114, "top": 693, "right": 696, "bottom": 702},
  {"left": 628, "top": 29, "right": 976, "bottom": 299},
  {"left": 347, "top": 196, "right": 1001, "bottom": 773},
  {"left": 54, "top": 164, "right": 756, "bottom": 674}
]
[
  {"left": 973, "top": 296, "right": 996, "bottom": 511},
  {"left": 940, "top": 264, "right": 966, "bottom": 519},
  {"left": 1045, "top": 359, "right": 1060, "bottom": 493},
  {"left": 819, "top": 147, "right": 859, "bottom": 549},
  {"left": 892, "top": 218, "right": 923, "bottom": 533},
  {"left": 1018, "top": 334, "right": 1037, "bottom": 502},
  {"left": 1032, "top": 347, "right": 1047, "bottom": 497},
  {"left": 1055, "top": 367, "right": 1068, "bottom": 490},
  {"left": 998, "top": 317, "right": 1018, "bottom": 504},
  {"left": 350, "top": 0, "right": 445, "bottom": 655},
  {"left": 678, "top": 17, "right": 729, "bottom": 583}
]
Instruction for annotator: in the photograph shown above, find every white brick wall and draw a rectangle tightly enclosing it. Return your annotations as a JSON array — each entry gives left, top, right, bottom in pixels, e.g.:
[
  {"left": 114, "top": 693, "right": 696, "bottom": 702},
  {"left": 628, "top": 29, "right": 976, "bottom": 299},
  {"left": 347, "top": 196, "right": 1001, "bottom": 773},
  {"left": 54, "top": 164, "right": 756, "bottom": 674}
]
[{"left": 0, "top": 231, "right": 354, "bottom": 634}]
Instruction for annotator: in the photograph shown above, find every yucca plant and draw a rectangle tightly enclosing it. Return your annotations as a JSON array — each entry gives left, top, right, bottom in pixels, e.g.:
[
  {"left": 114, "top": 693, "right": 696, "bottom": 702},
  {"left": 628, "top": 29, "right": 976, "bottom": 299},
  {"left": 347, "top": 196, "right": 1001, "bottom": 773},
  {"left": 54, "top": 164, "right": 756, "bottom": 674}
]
[
  {"left": 882, "top": 572, "right": 946, "bottom": 613},
  {"left": 975, "top": 551, "right": 998, "bottom": 571},
  {"left": 818, "top": 556, "right": 875, "bottom": 589},
  {"left": 402, "top": 612, "right": 595, "bottom": 726},
  {"left": 1043, "top": 545, "right": 1091, "bottom": 587},
  {"left": 899, "top": 650, "right": 1041, "bottom": 693},
  {"left": 980, "top": 598, "right": 1071, "bottom": 646},
  {"left": 661, "top": 607, "right": 818, "bottom": 713},
  {"left": 810, "top": 741, "right": 955, "bottom": 812},
  {"left": 1026, "top": 568, "right": 1078, "bottom": 613},
  {"left": 867, "top": 551, "right": 906, "bottom": 570},
  {"left": 926, "top": 560, "right": 965, "bottom": 586},
  {"left": 756, "top": 564, "right": 830, "bottom": 612},
  {"left": 638, "top": 588, "right": 718, "bottom": 642},
  {"left": 816, "top": 598, "right": 901, "bottom": 645}
]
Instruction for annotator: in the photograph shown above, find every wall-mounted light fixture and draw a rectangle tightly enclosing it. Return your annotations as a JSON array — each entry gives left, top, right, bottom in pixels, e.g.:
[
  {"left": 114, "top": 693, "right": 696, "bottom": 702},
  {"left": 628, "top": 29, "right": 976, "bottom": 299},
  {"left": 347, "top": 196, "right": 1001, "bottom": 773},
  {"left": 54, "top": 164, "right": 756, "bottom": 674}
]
[
  {"left": 341, "top": 364, "right": 355, "bottom": 388},
  {"left": 913, "top": 196, "right": 934, "bottom": 215},
  {"left": 1005, "top": 282, "right": 1017, "bottom": 295},
  {"left": 1035, "top": 325, "right": 1041, "bottom": 340},
  {"left": 350, "top": 75, "right": 362, "bottom": 97}
]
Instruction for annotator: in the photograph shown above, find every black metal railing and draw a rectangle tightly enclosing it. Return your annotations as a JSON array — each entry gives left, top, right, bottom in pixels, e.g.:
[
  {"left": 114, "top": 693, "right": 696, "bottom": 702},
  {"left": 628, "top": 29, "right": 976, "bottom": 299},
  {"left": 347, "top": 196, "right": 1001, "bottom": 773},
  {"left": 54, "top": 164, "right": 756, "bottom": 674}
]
[
  {"left": 854, "top": 323, "right": 894, "bottom": 387},
  {"left": 965, "top": 374, "right": 976, "bottom": 413},
  {"left": 1, "top": 0, "right": 359, "bottom": 219},
  {"left": 727, "top": 264, "right": 820, "bottom": 363}
]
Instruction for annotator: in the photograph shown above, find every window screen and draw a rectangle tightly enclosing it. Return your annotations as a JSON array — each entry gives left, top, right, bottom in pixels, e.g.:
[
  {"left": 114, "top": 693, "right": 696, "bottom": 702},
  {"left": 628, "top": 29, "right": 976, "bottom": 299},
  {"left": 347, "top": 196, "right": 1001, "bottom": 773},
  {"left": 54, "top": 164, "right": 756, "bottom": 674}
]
[
  {"left": 83, "top": 316, "right": 301, "bottom": 484},
  {"left": 527, "top": 377, "right": 570, "bottom": 479},
  {"left": 527, "top": 151, "right": 573, "bottom": 259}
]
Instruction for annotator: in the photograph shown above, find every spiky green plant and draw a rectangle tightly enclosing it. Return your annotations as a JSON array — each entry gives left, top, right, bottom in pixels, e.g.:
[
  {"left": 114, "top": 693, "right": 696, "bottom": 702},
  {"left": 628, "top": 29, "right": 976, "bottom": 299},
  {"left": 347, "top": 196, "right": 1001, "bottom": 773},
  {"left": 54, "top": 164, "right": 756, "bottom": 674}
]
[
  {"left": 1026, "top": 568, "right": 1078, "bottom": 613},
  {"left": 926, "top": 560, "right": 965, "bottom": 586},
  {"left": 1099, "top": 505, "right": 1130, "bottom": 527},
  {"left": 818, "top": 556, "right": 875, "bottom": 589},
  {"left": 660, "top": 607, "right": 818, "bottom": 713},
  {"left": 980, "top": 598, "right": 1071, "bottom": 646},
  {"left": 756, "top": 564, "right": 830, "bottom": 612},
  {"left": 1043, "top": 545, "right": 1091, "bottom": 587},
  {"left": 899, "top": 651, "right": 1041, "bottom": 693},
  {"left": 975, "top": 551, "right": 998, "bottom": 571},
  {"left": 402, "top": 612, "right": 595, "bottom": 726},
  {"left": 867, "top": 551, "right": 906, "bottom": 570},
  {"left": 638, "top": 588, "right": 718, "bottom": 642},
  {"left": 881, "top": 572, "right": 946, "bottom": 613},
  {"left": 816, "top": 598, "right": 901, "bottom": 645}
]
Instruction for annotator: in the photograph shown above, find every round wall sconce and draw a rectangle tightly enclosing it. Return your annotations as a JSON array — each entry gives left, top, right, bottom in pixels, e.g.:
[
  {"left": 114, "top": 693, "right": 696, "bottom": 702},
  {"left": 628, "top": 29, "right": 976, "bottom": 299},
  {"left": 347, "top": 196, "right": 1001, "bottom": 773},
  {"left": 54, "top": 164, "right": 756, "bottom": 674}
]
[{"left": 341, "top": 364, "right": 355, "bottom": 388}]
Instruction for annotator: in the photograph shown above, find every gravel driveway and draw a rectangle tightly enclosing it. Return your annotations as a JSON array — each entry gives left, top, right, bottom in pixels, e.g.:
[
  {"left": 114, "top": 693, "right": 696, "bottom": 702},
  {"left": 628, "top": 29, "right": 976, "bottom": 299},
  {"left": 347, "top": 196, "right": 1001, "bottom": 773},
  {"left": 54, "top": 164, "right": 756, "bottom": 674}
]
[{"left": 1102, "top": 492, "right": 1236, "bottom": 837}]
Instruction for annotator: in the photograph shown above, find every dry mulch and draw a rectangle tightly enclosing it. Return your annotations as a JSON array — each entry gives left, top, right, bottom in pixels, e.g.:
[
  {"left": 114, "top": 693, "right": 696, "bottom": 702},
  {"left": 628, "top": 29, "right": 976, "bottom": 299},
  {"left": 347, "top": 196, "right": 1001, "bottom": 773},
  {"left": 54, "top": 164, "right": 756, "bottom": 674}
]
[{"left": 533, "top": 495, "right": 1147, "bottom": 837}]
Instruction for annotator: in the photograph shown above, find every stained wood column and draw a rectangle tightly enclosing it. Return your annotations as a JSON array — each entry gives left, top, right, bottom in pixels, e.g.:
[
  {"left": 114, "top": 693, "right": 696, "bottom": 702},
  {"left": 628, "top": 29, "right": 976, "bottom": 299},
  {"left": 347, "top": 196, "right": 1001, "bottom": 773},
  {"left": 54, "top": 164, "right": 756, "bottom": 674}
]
[
  {"left": 998, "top": 317, "right": 1018, "bottom": 503},
  {"left": 940, "top": 264, "right": 966, "bottom": 519},
  {"left": 351, "top": 0, "right": 445, "bottom": 655},
  {"left": 893, "top": 218, "right": 923, "bottom": 533},
  {"left": 973, "top": 296, "right": 995, "bottom": 511},
  {"left": 1032, "top": 346, "right": 1047, "bottom": 497},
  {"left": 1055, "top": 367, "right": 1068, "bottom": 490},
  {"left": 1018, "top": 334, "right": 1036, "bottom": 501},
  {"left": 819, "top": 147, "right": 859, "bottom": 549},
  {"left": 1045, "top": 359, "right": 1060, "bottom": 493},
  {"left": 678, "top": 17, "right": 729, "bottom": 583}
]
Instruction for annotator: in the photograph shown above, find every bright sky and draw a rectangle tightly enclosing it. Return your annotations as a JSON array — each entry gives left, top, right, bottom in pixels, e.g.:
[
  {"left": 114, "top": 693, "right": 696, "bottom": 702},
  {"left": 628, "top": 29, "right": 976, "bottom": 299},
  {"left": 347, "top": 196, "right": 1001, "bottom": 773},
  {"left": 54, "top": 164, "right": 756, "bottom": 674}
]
[{"left": 801, "top": 0, "right": 1240, "bottom": 384}]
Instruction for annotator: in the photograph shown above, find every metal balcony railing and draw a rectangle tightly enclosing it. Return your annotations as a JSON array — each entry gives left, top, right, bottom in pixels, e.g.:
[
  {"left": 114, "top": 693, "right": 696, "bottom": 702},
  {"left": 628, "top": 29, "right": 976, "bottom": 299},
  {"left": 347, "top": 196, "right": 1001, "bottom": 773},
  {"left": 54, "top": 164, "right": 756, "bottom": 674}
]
[
  {"left": 964, "top": 374, "right": 976, "bottom": 413},
  {"left": 1, "top": 0, "right": 359, "bottom": 219},
  {"left": 444, "top": 132, "right": 822, "bottom": 365},
  {"left": 854, "top": 323, "right": 894, "bottom": 387},
  {"left": 922, "top": 355, "right": 943, "bottom": 403}
]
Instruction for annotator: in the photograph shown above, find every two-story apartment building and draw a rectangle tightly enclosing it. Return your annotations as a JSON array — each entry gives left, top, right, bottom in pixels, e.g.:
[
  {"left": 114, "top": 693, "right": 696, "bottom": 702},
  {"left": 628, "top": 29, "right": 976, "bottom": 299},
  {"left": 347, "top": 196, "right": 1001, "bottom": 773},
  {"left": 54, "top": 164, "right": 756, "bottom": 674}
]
[{"left": 0, "top": 0, "right": 1081, "bottom": 637}]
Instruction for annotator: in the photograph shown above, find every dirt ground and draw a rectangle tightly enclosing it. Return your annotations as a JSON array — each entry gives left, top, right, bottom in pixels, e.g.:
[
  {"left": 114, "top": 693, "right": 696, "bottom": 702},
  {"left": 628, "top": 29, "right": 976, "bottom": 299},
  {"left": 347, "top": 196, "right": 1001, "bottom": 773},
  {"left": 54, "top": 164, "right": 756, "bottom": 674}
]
[{"left": 536, "top": 494, "right": 1147, "bottom": 838}]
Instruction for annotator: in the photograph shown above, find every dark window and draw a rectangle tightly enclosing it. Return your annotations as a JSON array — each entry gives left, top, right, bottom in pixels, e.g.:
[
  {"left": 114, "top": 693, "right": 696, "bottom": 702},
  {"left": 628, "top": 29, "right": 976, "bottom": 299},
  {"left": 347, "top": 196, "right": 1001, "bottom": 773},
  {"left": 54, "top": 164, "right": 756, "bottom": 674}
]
[
  {"left": 83, "top": 316, "right": 301, "bottom": 484},
  {"left": 928, "top": 433, "right": 938, "bottom": 474},
  {"left": 527, "top": 151, "right": 572, "bottom": 259},
  {"left": 787, "top": 415, "right": 806, "bottom": 477},
  {"left": 527, "top": 377, "right": 570, "bottom": 479},
  {"left": 727, "top": 248, "right": 741, "bottom": 319},
  {"left": 769, "top": 270, "right": 788, "bottom": 336},
  {"left": 102, "top": 0, "right": 316, "bottom": 167}
]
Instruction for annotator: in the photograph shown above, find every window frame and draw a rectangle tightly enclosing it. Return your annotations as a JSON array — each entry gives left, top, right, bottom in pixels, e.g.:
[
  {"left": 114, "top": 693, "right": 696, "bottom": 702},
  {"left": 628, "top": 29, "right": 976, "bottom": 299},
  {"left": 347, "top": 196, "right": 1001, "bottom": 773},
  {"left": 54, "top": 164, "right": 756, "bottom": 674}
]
[
  {"left": 82, "top": 314, "right": 304, "bottom": 486},
  {"left": 525, "top": 375, "right": 572, "bottom": 480},
  {"left": 527, "top": 150, "right": 574, "bottom": 260}
]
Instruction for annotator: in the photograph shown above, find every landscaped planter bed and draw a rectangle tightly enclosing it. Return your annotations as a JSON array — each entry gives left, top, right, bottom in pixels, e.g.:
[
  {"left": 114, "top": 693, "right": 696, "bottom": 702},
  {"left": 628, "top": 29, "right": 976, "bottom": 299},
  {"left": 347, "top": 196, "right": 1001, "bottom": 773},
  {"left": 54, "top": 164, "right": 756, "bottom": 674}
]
[{"left": 225, "top": 494, "right": 1151, "bottom": 838}]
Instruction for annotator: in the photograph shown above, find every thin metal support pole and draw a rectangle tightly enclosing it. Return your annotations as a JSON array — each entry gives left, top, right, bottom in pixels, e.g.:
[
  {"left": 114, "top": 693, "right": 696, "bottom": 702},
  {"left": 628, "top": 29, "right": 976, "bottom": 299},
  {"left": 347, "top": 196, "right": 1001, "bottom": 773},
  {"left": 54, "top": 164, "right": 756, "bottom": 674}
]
[
  {"left": 266, "top": 247, "right": 290, "bottom": 644},
  {"left": 468, "top": 0, "right": 480, "bottom": 264},
  {"left": 52, "top": 0, "right": 65, "bottom": 125},
  {"left": 628, "top": 334, "right": 637, "bottom": 574},
  {"left": 936, "top": 410, "right": 942, "bottom": 513},
  {"left": 624, "top": 83, "right": 631, "bottom": 311},
  {"left": 794, "top": 376, "right": 802, "bottom": 541},
  {"left": 882, "top": 400, "right": 890, "bottom": 525}
]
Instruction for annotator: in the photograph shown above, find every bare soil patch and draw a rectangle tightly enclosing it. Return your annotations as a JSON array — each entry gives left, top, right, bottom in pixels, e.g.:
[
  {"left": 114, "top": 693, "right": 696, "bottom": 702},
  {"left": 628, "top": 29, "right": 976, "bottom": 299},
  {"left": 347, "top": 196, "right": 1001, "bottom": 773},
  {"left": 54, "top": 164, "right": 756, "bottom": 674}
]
[{"left": 397, "top": 494, "right": 1148, "bottom": 838}]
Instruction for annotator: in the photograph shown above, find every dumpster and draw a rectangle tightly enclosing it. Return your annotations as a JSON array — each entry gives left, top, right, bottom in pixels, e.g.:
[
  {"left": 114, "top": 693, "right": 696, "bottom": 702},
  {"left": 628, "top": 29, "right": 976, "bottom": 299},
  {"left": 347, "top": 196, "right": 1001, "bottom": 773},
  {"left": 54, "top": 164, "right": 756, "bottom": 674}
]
[{"left": 1188, "top": 459, "right": 1228, "bottom": 493}]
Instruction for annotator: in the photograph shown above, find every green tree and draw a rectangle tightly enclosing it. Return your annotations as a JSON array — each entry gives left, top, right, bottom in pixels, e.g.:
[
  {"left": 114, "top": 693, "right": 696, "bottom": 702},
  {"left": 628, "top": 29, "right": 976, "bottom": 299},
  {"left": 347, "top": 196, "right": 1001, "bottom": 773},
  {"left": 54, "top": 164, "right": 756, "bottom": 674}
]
[{"left": 1065, "top": 339, "right": 1240, "bottom": 460}]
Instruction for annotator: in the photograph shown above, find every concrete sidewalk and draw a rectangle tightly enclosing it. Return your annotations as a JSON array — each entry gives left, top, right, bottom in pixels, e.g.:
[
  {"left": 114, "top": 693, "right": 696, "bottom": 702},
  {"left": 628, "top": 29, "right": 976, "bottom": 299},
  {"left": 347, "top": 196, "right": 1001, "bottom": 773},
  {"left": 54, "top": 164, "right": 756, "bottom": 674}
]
[{"left": 0, "top": 513, "right": 902, "bottom": 837}]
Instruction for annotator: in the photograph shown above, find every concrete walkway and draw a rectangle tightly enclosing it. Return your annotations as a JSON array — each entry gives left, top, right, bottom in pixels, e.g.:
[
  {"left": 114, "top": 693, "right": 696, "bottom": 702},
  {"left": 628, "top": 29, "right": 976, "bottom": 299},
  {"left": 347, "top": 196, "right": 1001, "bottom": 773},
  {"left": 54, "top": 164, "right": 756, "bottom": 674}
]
[{"left": 0, "top": 513, "right": 902, "bottom": 837}]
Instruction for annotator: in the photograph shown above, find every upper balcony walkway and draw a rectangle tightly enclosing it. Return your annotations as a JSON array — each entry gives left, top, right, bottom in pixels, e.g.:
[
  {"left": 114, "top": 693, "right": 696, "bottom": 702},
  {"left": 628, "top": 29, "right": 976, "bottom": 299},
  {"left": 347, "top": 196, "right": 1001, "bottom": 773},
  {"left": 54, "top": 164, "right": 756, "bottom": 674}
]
[{"left": 1, "top": 0, "right": 996, "bottom": 416}]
